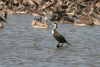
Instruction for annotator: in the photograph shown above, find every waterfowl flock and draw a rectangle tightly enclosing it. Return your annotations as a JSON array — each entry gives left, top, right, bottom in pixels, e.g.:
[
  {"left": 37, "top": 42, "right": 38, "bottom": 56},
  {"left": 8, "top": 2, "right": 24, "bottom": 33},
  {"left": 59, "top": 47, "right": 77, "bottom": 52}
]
[
  {"left": 0, "top": 0, "right": 100, "bottom": 47},
  {"left": 1, "top": 0, "right": 100, "bottom": 26}
]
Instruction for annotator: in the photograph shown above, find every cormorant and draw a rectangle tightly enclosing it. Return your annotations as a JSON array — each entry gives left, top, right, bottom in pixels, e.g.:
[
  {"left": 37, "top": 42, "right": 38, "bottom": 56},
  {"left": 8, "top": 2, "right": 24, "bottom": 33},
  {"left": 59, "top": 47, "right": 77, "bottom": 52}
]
[{"left": 52, "top": 23, "right": 71, "bottom": 47}]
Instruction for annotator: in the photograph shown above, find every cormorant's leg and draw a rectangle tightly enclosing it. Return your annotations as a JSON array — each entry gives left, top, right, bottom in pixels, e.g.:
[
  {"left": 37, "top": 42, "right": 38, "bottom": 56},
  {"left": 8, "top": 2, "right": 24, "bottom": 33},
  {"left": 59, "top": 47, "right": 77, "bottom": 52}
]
[{"left": 57, "top": 43, "right": 60, "bottom": 48}]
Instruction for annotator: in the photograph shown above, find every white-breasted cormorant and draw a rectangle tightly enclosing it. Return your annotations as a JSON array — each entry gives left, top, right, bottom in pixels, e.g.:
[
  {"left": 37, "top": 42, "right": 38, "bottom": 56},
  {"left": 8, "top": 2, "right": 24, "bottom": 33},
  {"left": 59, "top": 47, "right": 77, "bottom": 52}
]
[{"left": 52, "top": 23, "right": 71, "bottom": 48}]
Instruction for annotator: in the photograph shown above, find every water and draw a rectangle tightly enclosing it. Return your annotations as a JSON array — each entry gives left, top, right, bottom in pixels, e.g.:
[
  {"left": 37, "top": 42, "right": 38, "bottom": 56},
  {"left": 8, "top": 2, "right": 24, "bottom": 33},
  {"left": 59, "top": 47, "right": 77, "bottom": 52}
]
[{"left": 0, "top": 14, "right": 100, "bottom": 67}]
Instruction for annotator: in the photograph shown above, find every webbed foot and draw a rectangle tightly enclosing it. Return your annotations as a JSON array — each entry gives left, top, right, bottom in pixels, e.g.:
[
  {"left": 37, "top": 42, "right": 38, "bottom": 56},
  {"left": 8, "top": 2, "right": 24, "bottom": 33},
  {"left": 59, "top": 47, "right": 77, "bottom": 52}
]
[{"left": 57, "top": 45, "right": 62, "bottom": 48}]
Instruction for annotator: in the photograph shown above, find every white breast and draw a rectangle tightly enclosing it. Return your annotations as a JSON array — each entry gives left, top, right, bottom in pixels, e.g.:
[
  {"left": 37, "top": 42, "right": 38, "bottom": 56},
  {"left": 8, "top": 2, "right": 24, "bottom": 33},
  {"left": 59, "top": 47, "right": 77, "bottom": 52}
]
[{"left": 52, "top": 30, "right": 54, "bottom": 35}]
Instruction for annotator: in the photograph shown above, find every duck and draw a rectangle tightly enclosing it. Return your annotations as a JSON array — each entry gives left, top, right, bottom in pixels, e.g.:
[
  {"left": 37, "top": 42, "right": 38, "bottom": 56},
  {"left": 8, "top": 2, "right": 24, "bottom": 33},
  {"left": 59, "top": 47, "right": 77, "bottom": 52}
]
[{"left": 31, "top": 17, "right": 51, "bottom": 28}]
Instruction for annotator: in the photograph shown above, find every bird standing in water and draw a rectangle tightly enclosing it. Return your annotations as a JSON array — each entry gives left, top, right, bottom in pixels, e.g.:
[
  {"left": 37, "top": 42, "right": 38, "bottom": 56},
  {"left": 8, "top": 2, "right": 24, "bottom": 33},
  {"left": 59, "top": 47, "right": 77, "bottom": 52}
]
[{"left": 52, "top": 23, "right": 71, "bottom": 48}]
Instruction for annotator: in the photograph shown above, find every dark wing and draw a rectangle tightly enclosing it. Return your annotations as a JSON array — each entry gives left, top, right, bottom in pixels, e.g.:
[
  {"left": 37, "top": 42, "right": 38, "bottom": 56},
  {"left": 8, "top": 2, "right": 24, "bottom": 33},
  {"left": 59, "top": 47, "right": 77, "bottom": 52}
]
[{"left": 53, "top": 31, "right": 67, "bottom": 43}]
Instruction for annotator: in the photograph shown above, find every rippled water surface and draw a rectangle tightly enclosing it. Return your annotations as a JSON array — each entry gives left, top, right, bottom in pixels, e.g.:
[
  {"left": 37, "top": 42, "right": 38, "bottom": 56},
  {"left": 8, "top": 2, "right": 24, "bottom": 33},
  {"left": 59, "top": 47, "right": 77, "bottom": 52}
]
[{"left": 0, "top": 14, "right": 100, "bottom": 67}]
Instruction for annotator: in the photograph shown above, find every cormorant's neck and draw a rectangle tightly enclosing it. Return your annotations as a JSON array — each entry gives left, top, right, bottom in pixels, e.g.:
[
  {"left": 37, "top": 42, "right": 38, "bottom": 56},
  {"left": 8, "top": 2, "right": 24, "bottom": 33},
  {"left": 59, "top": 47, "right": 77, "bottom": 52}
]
[
  {"left": 52, "top": 24, "right": 57, "bottom": 34},
  {"left": 53, "top": 24, "right": 57, "bottom": 31}
]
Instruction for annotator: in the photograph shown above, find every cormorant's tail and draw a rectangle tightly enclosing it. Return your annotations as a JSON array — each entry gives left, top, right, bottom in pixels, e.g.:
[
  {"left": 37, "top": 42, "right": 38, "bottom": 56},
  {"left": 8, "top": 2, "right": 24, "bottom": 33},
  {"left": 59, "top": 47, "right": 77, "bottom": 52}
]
[{"left": 66, "top": 42, "right": 71, "bottom": 46}]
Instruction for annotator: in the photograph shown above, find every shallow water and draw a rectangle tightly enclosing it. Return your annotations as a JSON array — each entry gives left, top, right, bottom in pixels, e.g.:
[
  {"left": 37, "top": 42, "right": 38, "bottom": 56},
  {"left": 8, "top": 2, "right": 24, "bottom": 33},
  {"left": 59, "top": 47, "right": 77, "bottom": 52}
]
[{"left": 0, "top": 14, "right": 100, "bottom": 67}]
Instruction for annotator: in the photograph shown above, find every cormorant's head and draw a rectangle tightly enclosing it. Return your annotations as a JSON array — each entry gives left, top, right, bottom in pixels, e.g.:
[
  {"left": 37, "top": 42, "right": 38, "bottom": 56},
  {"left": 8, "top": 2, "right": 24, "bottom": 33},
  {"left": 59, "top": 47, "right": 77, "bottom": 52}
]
[
  {"left": 52, "top": 23, "right": 58, "bottom": 28},
  {"left": 52, "top": 23, "right": 58, "bottom": 34}
]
